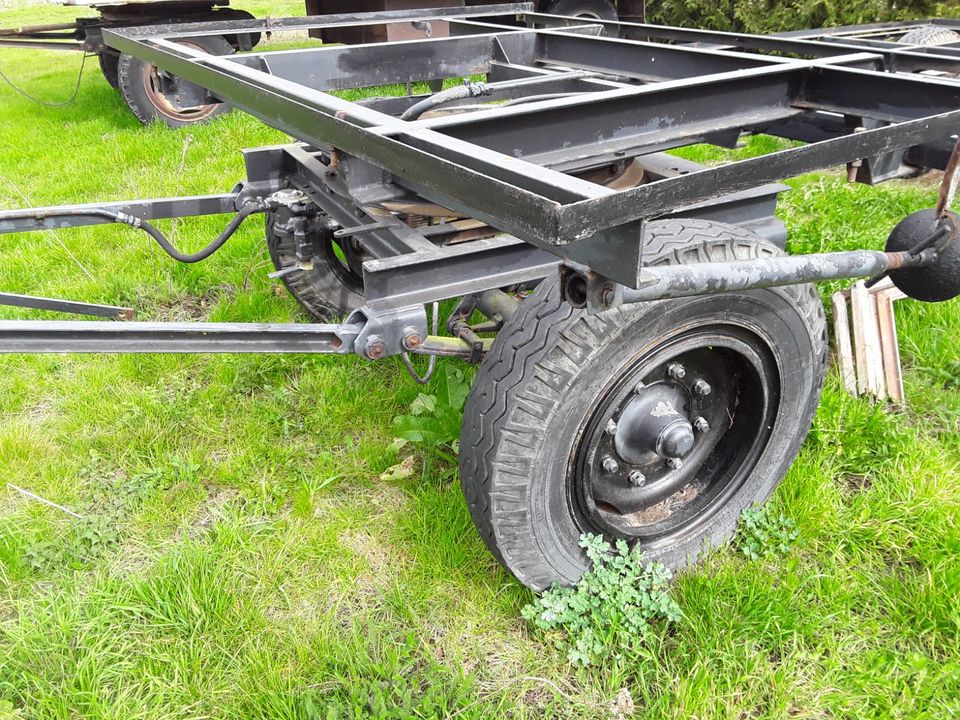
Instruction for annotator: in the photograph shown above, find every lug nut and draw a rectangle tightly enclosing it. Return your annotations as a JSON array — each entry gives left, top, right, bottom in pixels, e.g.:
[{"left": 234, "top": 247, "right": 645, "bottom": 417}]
[
  {"left": 605, "top": 419, "right": 618, "bottom": 436},
  {"left": 628, "top": 470, "right": 646, "bottom": 487},
  {"left": 401, "top": 326, "right": 423, "bottom": 351},
  {"left": 666, "top": 457, "right": 683, "bottom": 470},
  {"left": 667, "top": 362, "right": 686, "bottom": 380},
  {"left": 693, "top": 416, "right": 710, "bottom": 433},
  {"left": 602, "top": 456, "right": 620, "bottom": 474},
  {"left": 634, "top": 382, "right": 646, "bottom": 394},
  {"left": 364, "top": 334, "right": 386, "bottom": 360},
  {"left": 692, "top": 379, "right": 712, "bottom": 396}
]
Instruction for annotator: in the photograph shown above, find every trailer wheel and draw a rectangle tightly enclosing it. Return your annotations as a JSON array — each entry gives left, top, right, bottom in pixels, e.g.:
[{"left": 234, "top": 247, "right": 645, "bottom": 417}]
[
  {"left": 265, "top": 211, "right": 365, "bottom": 320},
  {"left": 117, "top": 35, "right": 233, "bottom": 127},
  {"left": 459, "top": 219, "right": 828, "bottom": 590},
  {"left": 899, "top": 26, "right": 960, "bottom": 46},
  {"left": 98, "top": 51, "right": 120, "bottom": 90},
  {"left": 540, "top": 0, "right": 617, "bottom": 21}
]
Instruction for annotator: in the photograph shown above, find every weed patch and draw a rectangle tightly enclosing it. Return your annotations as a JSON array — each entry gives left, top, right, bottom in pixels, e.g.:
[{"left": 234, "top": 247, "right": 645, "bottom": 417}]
[
  {"left": 522, "top": 534, "right": 681, "bottom": 666},
  {"left": 22, "top": 455, "right": 200, "bottom": 572},
  {"left": 392, "top": 364, "right": 469, "bottom": 478},
  {"left": 734, "top": 503, "right": 801, "bottom": 561}
]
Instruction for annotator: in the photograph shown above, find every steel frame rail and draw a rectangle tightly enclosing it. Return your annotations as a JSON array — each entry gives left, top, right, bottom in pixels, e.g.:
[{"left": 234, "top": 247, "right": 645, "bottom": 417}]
[
  {"left": 100, "top": 6, "right": 960, "bottom": 286},
  {"left": 0, "top": 7, "right": 958, "bottom": 359}
]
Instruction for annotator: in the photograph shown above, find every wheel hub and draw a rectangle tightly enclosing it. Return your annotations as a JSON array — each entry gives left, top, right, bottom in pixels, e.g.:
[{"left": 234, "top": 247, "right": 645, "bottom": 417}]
[
  {"left": 573, "top": 335, "right": 774, "bottom": 538},
  {"left": 613, "top": 383, "right": 696, "bottom": 463}
]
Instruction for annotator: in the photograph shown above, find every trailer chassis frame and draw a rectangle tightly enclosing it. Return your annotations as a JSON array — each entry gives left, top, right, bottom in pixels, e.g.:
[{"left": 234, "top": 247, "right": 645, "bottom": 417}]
[{"left": 1, "top": 4, "right": 959, "bottom": 359}]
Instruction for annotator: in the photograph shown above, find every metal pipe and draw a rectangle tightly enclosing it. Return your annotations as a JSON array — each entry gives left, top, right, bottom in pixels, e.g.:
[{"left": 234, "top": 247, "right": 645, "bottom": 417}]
[
  {"left": 622, "top": 249, "right": 931, "bottom": 303},
  {"left": 477, "top": 289, "right": 521, "bottom": 321},
  {"left": 0, "top": 320, "right": 359, "bottom": 354}
]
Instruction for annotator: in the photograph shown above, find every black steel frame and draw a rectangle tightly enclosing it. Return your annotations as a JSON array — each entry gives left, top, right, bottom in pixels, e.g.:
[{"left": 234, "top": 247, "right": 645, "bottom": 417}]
[{"left": 1, "top": 6, "right": 958, "bottom": 358}]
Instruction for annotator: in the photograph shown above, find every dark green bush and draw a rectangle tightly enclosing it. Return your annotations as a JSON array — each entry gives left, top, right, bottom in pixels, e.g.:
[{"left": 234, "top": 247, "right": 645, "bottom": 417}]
[{"left": 647, "top": 0, "right": 960, "bottom": 34}]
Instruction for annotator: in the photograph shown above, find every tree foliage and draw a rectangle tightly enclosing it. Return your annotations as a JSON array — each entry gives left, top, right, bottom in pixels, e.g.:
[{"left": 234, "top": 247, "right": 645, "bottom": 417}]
[{"left": 648, "top": 0, "right": 960, "bottom": 34}]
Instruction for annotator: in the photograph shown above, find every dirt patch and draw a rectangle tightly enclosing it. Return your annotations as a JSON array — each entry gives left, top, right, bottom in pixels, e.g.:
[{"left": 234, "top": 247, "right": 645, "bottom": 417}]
[
  {"left": 145, "top": 288, "right": 230, "bottom": 322},
  {"left": 21, "top": 399, "right": 55, "bottom": 426},
  {"left": 626, "top": 482, "right": 702, "bottom": 525},
  {"left": 339, "top": 529, "right": 394, "bottom": 577},
  {"left": 108, "top": 539, "right": 156, "bottom": 578},
  {"left": 842, "top": 474, "right": 872, "bottom": 493},
  {"left": 186, "top": 487, "right": 239, "bottom": 536}
]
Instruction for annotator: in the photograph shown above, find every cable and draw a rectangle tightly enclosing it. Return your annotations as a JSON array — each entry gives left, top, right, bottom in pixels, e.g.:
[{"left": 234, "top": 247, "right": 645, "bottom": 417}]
[
  {"left": 15, "top": 201, "right": 268, "bottom": 263},
  {"left": 402, "top": 301, "right": 439, "bottom": 385},
  {"left": 0, "top": 51, "right": 88, "bottom": 108}
]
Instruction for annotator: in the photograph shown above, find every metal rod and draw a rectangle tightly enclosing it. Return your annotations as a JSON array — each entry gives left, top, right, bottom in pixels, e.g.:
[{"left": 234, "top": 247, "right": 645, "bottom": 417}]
[
  {"left": 0, "top": 292, "right": 135, "bottom": 320},
  {"left": 622, "top": 249, "right": 929, "bottom": 303},
  {"left": 0, "top": 193, "right": 239, "bottom": 234},
  {"left": 0, "top": 321, "right": 360, "bottom": 354}
]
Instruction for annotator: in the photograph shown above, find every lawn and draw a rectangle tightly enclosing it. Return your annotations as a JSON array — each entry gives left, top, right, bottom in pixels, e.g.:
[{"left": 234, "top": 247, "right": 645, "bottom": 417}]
[{"left": 0, "top": 2, "right": 958, "bottom": 718}]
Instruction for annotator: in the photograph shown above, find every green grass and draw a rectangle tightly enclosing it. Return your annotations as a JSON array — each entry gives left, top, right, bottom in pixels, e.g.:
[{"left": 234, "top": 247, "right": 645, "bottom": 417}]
[{"left": 1, "top": 3, "right": 959, "bottom": 717}]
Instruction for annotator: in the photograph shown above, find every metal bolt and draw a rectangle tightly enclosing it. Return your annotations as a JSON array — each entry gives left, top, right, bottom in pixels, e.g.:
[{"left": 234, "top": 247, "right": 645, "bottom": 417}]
[
  {"left": 666, "top": 457, "right": 683, "bottom": 470},
  {"left": 364, "top": 334, "right": 386, "bottom": 360},
  {"left": 604, "top": 419, "right": 618, "bottom": 436},
  {"left": 602, "top": 456, "right": 620, "bottom": 474},
  {"left": 667, "top": 362, "right": 686, "bottom": 380},
  {"left": 634, "top": 382, "right": 646, "bottom": 394},
  {"left": 401, "top": 326, "right": 423, "bottom": 351},
  {"left": 601, "top": 287, "right": 616, "bottom": 307},
  {"left": 692, "top": 379, "right": 712, "bottom": 396},
  {"left": 628, "top": 470, "right": 646, "bottom": 487},
  {"left": 693, "top": 416, "right": 710, "bottom": 433}
]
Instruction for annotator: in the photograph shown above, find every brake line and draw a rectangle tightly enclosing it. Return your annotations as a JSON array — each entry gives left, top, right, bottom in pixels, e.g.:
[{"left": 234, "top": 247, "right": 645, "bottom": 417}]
[{"left": 24, "top": 200, "right": 268, "bottom": 263}]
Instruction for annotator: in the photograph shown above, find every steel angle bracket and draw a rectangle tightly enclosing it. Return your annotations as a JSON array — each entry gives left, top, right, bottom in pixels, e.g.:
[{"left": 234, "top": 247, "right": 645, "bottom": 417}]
[{"left": 346, "top": 303, "right": 429, "bottom": 360}]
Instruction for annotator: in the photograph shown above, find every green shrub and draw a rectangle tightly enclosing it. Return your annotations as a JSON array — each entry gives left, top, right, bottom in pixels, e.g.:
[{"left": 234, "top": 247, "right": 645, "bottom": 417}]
[
  {"left": 521, "top": 534, "right": 682, "bottom": 666},
  {"left": 648, "top": 0, "right": 960, "bottom": 34}
]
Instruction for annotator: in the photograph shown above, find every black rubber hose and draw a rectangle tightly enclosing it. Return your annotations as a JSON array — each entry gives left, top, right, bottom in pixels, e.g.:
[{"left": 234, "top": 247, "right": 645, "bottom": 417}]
[
  {"left": 29, "top": 202, "right": 267, "bottom": 264},
  {"left": 400, "top": 81, "right": 492, "bottom": 121}
]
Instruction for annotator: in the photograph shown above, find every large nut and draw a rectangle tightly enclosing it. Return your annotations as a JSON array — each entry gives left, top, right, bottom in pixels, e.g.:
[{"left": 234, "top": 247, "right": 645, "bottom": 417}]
[
  {"left": 667, "top": 362, "right": 686, "bottom": 380},
  {"left": 401, "top": 326, "right": 423, "bottom": 351},
  {"left": 364, "top": 334, "right": 386, "bottom": 360}
]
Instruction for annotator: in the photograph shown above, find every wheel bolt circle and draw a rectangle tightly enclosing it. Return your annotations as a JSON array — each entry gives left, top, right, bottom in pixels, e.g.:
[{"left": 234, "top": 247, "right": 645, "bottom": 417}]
[
  {"left": 693, "top": 379, "right": 712, "bottom": 396},
  {"left": 628, "top": 470, "right": 646, "bottom": 487},
  {"left": 667, "top": 362, "right": 686, "bottom": 380},
  {"left": 602, "top": 456, "right": 620, "bottom": 474}
]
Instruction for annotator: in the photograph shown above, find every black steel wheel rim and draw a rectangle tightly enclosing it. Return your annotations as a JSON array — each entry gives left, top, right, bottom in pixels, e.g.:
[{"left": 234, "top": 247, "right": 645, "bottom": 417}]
[{"left": 568, "top": 324, "right": 780, "bottom": 544}]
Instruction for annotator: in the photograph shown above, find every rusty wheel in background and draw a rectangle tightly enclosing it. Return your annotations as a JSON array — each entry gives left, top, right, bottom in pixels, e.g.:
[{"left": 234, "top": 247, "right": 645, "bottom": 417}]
[{"left": 117, "top": 35, "right": 233, "bottom": 127}]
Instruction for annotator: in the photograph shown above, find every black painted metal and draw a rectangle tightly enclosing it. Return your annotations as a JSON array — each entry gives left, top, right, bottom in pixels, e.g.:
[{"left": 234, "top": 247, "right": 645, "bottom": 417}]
[
  {"left": 99, "top": 8, "right": 960, "bottom": 286},
  {"left": 2, "top": 7, "right": 960, "bottom": 358}
]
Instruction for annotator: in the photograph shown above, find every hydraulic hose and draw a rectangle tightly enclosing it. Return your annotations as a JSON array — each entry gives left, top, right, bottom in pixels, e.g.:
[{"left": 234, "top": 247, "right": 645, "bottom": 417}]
[
  {"left": 29, "top": 200, "right": 268, "bottom": 264},
  {"left": 400, "top": 80, "right": 492, "bottom": 121}
]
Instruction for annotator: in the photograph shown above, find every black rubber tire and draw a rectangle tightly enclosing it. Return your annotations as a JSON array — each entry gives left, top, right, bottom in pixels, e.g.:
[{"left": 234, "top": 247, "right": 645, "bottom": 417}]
[
  {"left": 459, "top": 219, "right": 828, "bottom": 590},
  {"left": 265, "top": 213, "right": 365, "bottom": 320},
  {"left": 117, "top": 35, "right": 233, "bottom": 128},
  {"left": 899, "top": 26, "right": 960, "bottom": 46},
  {"left": 539, "top": 0, "right": 617, "bottom": 21},
  {"left": 98, "top": 51, "right": 120, "bottom": 90}
]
